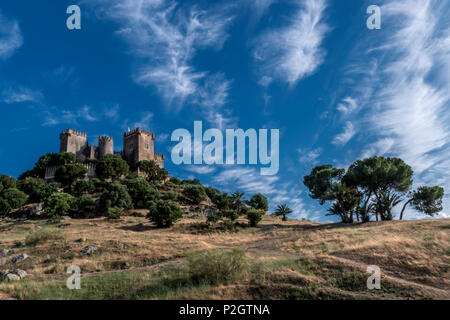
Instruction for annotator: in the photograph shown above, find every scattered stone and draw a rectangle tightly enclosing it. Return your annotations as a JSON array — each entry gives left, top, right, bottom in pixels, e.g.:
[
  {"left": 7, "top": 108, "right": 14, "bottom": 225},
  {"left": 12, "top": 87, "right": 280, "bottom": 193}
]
[
  {"left": 58, "top": 223, "right": 71, "bottom": 229},
  {"left": 123, "top": 243, "right": 130, "bottom": 249},
  {"left": 75, "top": 237, "right": 87, "bottom": 243},
  {"left": 12, "top": 253, "right": 28, "bottom": 264},
  {"left": 0, "top": 249, "right": 9, "bottom": 258},
  {"left": 80, "top": 245, "right": 98, "bottom": 256},
  {"left": 120, "top": 262, "right": 130, "bottom": 270},
  {"left": 0, "top": 269, "right": 27, "bottom": 282}
]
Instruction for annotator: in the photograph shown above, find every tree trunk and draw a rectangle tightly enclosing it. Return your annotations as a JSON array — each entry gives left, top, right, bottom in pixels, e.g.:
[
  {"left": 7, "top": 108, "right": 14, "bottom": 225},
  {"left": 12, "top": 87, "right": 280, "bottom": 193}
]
[{"left": 399, "top": 199, "right": 412, "bottom": 220}]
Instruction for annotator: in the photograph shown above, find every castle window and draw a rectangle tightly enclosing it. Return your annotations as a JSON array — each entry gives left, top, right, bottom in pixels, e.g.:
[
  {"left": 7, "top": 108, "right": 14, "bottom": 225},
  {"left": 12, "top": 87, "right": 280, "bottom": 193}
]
[{"left": 145, "top": 144, "right": 149, "bottom": 149}]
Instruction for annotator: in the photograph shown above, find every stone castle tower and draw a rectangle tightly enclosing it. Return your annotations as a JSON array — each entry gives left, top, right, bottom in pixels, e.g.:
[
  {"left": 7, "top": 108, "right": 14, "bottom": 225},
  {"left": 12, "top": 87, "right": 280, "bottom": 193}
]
[{"left": 59, "top": 128, "right": 164, "bottom": 169}]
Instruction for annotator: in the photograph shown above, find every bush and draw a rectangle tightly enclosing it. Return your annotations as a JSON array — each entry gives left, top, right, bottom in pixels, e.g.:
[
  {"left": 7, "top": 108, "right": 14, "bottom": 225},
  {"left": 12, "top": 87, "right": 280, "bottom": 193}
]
[
  {"left": 247, "top": 209, "right": 262, "bottom": 227},
  {"left": 0, "top": 174, "right": 16, "bottom": 190},
  {"left": 43, "top": 192, "right": 76, "bottom": 218},
  {"left": 249, "top": 193, "right": 269, "bottom": 212},
  {"left": 222, "top": 209, "right": 239, "bottom": 221},
  {"left": 96, "top": 155, "right": 129, "bottom": 181},
  {"left": 169, "top": 177, "right": 181, "bottom": 185},
  {"left": 182, "top": 185, "right": 207, "bottom": 204},
  {"left": 71, "top": 180, "right": 95, "bottom": 196},
  {"left": 187, "top": 248, "right": 247, "bottom": 285},
  {"left": 91, "top": 178, "right": 107, "bottom": 193},
  {"left": 0, "top": 198, "right": 12, "bottom": 215},
  {"left": 147, "top": 200, "right": 183, "bottom": 228},
  {"left": 107, "top": 207, "right": 121, "bottom": 220},
  {"left": 205, "top": 187, "right": 221, "bottom": 201},
  {"left": 77, "top": 195, "right": 95, "bottom": 213},
  {"left": 162, "top": 190, "right": 178, "bottom": 201},
  {"left": 99, "top": 182, "right": 133, "bottom": 213},
  {"left": 138, "top": 160, "right": 168, "bottom": 183},
  {"left": 182, "top": 179, "right": 202, "bottom": 185},
  {"left": 1, "top": 188, "right": 27, "bottom": 210},
  {"left": 25, "top": 228, "right": 63, "bottom": 246},
  {"left": 207, "top": 214, "right": 221, "bottom": 224},
  {"left": 17, "top": 177, "right": 46, "bottom": 203},
  {"left": 121, "top": 178, "right": 160, "bottom": 208}
]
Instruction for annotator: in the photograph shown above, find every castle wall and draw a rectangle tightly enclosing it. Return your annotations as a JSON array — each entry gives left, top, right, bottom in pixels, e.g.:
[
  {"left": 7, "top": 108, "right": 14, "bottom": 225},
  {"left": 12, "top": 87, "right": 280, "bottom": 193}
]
[
  {"left": 60, "top": 129, "right": 88, "bottom": 160},
  {"left": 123, "top": 128, "right": 159, "bottom": 169},
  {"left": 98, "top": 136, "right": 114, "bottom": 159}
]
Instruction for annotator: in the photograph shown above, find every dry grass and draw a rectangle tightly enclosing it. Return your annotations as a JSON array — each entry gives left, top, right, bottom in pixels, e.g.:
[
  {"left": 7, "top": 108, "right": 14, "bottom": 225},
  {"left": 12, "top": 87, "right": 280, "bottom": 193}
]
[{"left": 0, "top": 214, "right": 448, "bottom": 300}]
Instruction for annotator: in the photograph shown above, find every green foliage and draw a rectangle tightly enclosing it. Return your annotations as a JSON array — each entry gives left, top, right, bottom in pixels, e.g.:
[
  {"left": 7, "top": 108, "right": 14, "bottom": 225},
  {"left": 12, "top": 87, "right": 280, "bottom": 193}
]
[
  {"left": 91, "top": 178, "right": 107, "bottom": 193},
  {"left": 207, "top": 213, "right": 221, "bottom": 224},
  {"left": 96, "top": 155, "right": 130, "bottom": 181},
  {"left": 205, "top": 187, "right": 221, "bottom": 200},
  {"left": 274, "top": 204, "right": 293, "bottom": 221},
  {"left": 303, "top": 165, "right": 345, "bottom": 205},
  {"left": 76, "top": 195, "right": 95, "bottom": 213},
  {"left": 137, "top": 160, "right": 168, "bottom": 183},
  {"left": 372, "top": 190, "right": 402, "bottom": 221},
  {"left": 221, "top": 209, "right": 239, "bottom": 221},
  {"left": 43, "top": 192, "right": 76, "bottom": 218},
  {"left": 71, "top": 180, "right": 95, "bottom": 196},
  {"left": 17, "top": 177, "right": 46, "bottom": 203},
  {"left": 107, "top": 207, "right": 121, "bottom": 220},
  {"left": 28, "top": 152, "right": 76, "bottom": 178},
  {"left": 25, "top": 228, "right": 63, "bottom": 246},
  {"left": 186, "top": 248, "right": 247, "bottom": 285},
  {"left": 0, "top": 198, "right": 12, "bottom": 215},
  {"left": 0, "top": 174, "right": 16, "bottom": 190},
  {"left": 55, "top": 164, "right": 88, "bottom": 187},
  {"left": 1, "top": 188, "right": 27, "bottom": 210},
  {"left": 99, "top": 182, "right": 133, "bottom": 212},
  {"left": 249, "top": 193, "right": 269, "bottom": 212},
  {"left": 231, "top": 192, "right": 246, "bottom": 215},
  {"left": 182, "top": 185, "right": 207, "bottom": 204},
  {"left": 147, "top": 200, "right": 183, "bottom": 228},
  {"left": 169, "top": 177, "right": 181, "bottom": 185},
  {"left": 400, "top": 186, "right": 445, "bottom": 220},
  {"left": 162, "top": 190, "right": 178, "bottom": 201},
  {"left": 247, "top": 209, "right": 262, "bottom": 227},
  {"left": 182, "top": 178, "right": 202, "bottom": 185},
  {"left": 210, "top": 192, "right": 230, "bottom": 210},
  {"left": 121, "top": 178, "right": 160, "bottom": 208}
]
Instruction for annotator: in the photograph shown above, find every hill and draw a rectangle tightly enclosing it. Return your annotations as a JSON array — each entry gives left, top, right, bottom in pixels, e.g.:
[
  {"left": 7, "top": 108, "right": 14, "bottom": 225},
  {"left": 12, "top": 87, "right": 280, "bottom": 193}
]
[{"left": 0, "top": 215, "right": 448, "bottom": 300}]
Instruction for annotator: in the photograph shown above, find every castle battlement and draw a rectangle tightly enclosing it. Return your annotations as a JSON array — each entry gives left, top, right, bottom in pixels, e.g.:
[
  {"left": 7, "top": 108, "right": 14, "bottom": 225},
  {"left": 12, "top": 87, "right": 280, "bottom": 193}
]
[
  {"left": 98, "top": 136, "right": 113, "bottom": 142},
  {"left": 124, "top": 127, "right": 154, "bottom": 139},
  {"left": 61, "top": 129, "right": 87, "bottom": 138}
]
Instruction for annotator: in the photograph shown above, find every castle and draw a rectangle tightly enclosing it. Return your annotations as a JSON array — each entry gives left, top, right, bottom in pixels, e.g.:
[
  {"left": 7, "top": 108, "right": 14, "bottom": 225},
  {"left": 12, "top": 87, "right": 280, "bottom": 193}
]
[{"left": 45, "top": 128, "right": 165, "bottom": 181}]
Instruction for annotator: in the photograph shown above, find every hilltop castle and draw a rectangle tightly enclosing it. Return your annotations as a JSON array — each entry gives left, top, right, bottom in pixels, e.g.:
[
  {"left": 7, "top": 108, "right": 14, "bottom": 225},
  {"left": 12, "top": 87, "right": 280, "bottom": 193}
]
[{"left": 45, "top": 128, "right": 165, "bottom": 181}]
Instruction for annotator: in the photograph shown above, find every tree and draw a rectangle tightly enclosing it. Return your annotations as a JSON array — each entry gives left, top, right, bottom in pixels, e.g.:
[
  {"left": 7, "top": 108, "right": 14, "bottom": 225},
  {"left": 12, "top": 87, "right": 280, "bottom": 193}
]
[
  {"left": 17, "top": 177, "right": 46, "bottom": 203},
  {"left": 71, "top": 180, "right": 95, "bottom": 196},
  {"left": 304, "top": 165, "right": 359, "bottom": 223},
  {"left": 121, "top": 178, "right": 160, "bottom": 208},
  {"left": 55, "top": 164, "right": 87, "bottom": 188},
  {"left": 274, "top": 204, "right": 293, "bottom": 221},
  {"left": 371, "top": 190, "right": 402, "bottom": 221},
  {"left": 99, "top": 182, "right": 133, "bottom": 213},
  {"left": 1, "top": 188, "right": 27, "bottom": 210},
  {"left": 96, "top": 155, "right": 129, "bottom": 181},
  {"left": 0, "top": 198, "right": 12, "bottom": 215},
  {"left": 182, "top": 185, "right": 207, "bottom": 204},
  {"left": 400, "top": 186, "right": 444, "bottom": 220},
  {"left": 138, "top": 160, "right": 168, "bottom": 183},
  {"left": 76, "top": 195, "right": 95, "bottom": 213},
  {"left": 344, "top": 157, "right": 413, "bottom": 221},
  {"left": 231, "top": 192, "right": 246, "bottom": 215},
  {"left": 0, "top": 174, "right": 16, "bottom": 190},
  {"left": 28, "top": 152, "right": 76, "bottom": 178},
  {"left": 249, "top": 193, "right": 269, "bottom": 212},
  {"left": 147, "top": 200, "right": 183, "bottom": 228},
  {"left": 247, "top": 209, "right": 262, "bottom": 227},
  {"left": 43, "top": 192, "right": 76, "bottom": 218}
]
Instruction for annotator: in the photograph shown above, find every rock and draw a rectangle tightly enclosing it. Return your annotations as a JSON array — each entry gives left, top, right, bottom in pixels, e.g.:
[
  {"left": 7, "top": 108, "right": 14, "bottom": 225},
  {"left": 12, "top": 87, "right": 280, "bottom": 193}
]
[
  {"left": 58, "top": 223, "right": 71, "bottom": 229},
  {"left": 12, "top": 253, "right": 28, "bottom": 264},
  {"left": 0, "top": 269, "right": 27, "bottom": 282},
  {"left": 123, "top": 243, "right": 130, "bottom": 249},
  {"left": 80, "top": 245, "right": 98, "bottom": 256},
  {"left": 75, "top": 237, "right": 87, "bottom": 243},
  {"left": 0, "top": 249, "right": 9, "bottom": 258},
  {"left": 120, "top": 262, "right": 130, "bottom": 270}
]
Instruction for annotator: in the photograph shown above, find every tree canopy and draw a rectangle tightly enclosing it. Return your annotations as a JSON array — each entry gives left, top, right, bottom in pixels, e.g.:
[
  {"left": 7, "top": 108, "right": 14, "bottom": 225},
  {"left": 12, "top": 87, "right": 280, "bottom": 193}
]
[{"left": 96, "top": 155, "right": 129, "bottom": 181}]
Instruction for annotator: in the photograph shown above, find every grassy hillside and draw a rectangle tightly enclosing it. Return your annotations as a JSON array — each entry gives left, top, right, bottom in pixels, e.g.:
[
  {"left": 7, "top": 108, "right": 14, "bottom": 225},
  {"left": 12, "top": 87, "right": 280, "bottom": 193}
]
[{"left": 0, "top": 214, "right": 449, "bottom": 300}]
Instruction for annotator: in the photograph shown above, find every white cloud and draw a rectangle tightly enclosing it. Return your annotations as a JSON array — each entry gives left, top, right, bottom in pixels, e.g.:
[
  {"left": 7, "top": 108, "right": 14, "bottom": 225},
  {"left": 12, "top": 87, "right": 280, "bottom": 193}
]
[
  {"left": 186, "top": 165, "right": 216, "bottom": 175},
  {"left": 336, "top": 97, "right": 358, "bottom": 116},
  {"left": 43, "top": 105, "right": 98, "bottom": 126},
  {"left": 253, "top": 0, "right": 329, "bottom": 86},
  {"left": 298, "top": 147, "right": 322, "bottom": 164},
  {"left": 332, "top": 121, "right": 355, "bottom": 146},
  {"left": 1, "top": 86, "right": 43, "bottom": 104},
  {"left": 0, "top": 12, "right": 23, "bottom": 60}
]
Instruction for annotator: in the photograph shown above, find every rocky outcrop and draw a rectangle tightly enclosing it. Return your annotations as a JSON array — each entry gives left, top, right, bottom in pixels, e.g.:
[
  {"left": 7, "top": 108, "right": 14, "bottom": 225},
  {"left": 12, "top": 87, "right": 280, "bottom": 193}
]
[
  {"left": 12, "top": 253, "right": 28, "bottom": 264},
  {"left": 0, "top": 269, "right": 27, "bottom": 282},
  {"left": 80, "top": 245, "right": 98, "bottom": 256}
]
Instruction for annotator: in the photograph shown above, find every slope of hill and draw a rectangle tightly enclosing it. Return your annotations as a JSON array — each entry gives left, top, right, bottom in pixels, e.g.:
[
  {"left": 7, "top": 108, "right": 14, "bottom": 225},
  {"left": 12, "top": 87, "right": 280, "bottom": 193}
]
[{"left": 0, "top": 215, "right": 449, "bottom": 300}]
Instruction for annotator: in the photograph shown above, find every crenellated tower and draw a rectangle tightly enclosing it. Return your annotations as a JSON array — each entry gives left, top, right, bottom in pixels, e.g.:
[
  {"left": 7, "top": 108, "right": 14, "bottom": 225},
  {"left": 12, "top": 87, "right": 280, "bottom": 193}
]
[
  {"left": 123, "top": 128, "right": 161, "bottom": 169},
  {"left": 97, "top": 136, "right": 114, "bottom": 159},
  {"left": 59, "top": 129, "right": 88, "bottom": 159}
]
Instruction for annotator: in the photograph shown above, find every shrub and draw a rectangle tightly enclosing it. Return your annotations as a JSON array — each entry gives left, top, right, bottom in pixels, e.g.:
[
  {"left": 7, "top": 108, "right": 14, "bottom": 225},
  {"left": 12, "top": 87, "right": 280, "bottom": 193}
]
[
  {"left": 43, "top": 192, "right": 76, "bottom": 218},
  {"left": 247, "top": 209, "right": 262, "bottom": 227},
  {"left": 91, "top": 178, "right": 107, "bottom": 193},
  {"left": 55, "top": 164, "right": 88, "bottom": 188},
  {"left": 207, "top": 213, "right": 221, "bottom": 224},
  {"left": 25, "top": 228, "right": 63, "bottom": 246},
  {"left": 182, "top": 185, "right": 207, "bottom": 204},
  {"left": 17, "top": 177, "right": 46, "bottom": 203},
  {"left": 77, "top": 195, "right": 95, "bottom": 213},
  {"left": 205, "top": 187, "right": 221, "bottom": 201},
  {"left": 0, "top": 198, "right": 12, "bottom": 215},
  {"left": 249, "top": 193, "right": 269, "bottom": 212},
  {"left": 107, "top": 207, "right": 121, "bottom": 220},
  {"left": 0, "top": 174, "right": 16, "bottom": 190},
  {"left": 162, "top": 190, "right": 178, "bottom": 201},
  {"left": 147, "top": 200, "right": 183, "bottom": 228},
  {"left": 96, "top": 155, "right": 129, "bottom": 181},
  {"left": 71, "top": 180, "right": 95, "bottom": 196},
  {"left": 1, "top": 188, "right": 27, "bottom": 210},
  {"left": 187, "top": 248, "right": 247, "bottom": 285},
  {"left": 121, "top": 178, "right": 160, "bottom": 208},
  {"left": 182, "top": 179, "right": 202, "bottom": 185},
  {"left": 169, "top": 177, "right": 181, "bottom": 185},
  {"left": 138, "top": 160, "right": 168, "bottom": 183},
  {"left": 99, "top": 182, "right": 133, "bottom": 213},
  {"left": 222, "top": 209, "right": 239, "bottom": 221}
]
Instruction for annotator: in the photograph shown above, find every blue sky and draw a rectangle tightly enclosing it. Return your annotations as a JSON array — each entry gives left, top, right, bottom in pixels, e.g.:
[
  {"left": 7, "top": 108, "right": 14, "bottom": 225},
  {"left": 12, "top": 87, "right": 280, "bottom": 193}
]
[{"left": 1, "top": 0, "right": 449, "bottom": 221}]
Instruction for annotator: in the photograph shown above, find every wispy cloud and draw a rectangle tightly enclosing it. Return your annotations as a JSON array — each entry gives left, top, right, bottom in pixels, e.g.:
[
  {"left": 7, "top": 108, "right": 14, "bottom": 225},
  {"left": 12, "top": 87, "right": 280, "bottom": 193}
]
[
  {"left": 332, "top": 121, "right": 356, "bottom": 146},
  {"left": 253, "top": 0, "right": 329, "bottom": 86},
  {"left": 43, "top": 105, "right": 98, "bottom": 126},
  {"left": 298, "top": 147, "right": 322, "bottom": 164},
  {"left": 0, "top": 11, "right": 23, "bottom": 60},
  {"left": 1, "top": 86, "right": 43, "bottom": 104}
]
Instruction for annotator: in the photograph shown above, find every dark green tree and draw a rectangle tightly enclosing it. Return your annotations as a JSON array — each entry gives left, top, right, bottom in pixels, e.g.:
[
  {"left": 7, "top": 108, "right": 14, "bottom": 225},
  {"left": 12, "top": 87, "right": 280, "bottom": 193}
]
[
  {"left": 274, "top": 204, "right": 293, "bottom": 221},
  {"left": 0, "top": 174, "right": 16, "bottom": 190},
  {"left": 399, "top": 186, "right": 444, "bottom": 220},
  {"left": 182, "top": 185, "right": 207, "bottom": 204},
  {"left": 249, "top": 193, "right": 269, "bottom": 212},
  {"left": 121, "top": 178, "right": 160, "bottom": 208},
  {"left": 17, "top": 177, "right": 46, "bottom": 203},
  {"left": 1, "top": 188, "right": 27, "bottom": 211},
  {"left": 231, "top": 192, "right": 246, "bottom": 215},
  {"left": 71, "top": 180, "right": 95, "bottom": 196},
  {"left": 99, "top": 182, "right": 133, "bottom": 213},
  {"left": 147, "top": 200, "right": 183, "bottom": 228},
  {"left": 43, "top": 192, "right": 76, "bottom": 218},
  {"left": 247, "top": 209, "right": 262, "bottom": 227},
  {"left": 138, "top": 160, "right": 168, "bottom": 183},
  {"left": 96, "top": 155, "right": 129, "bottom": 181},
  {"left": 55, "top": 164, "right": 88, "bottom": 189}
]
